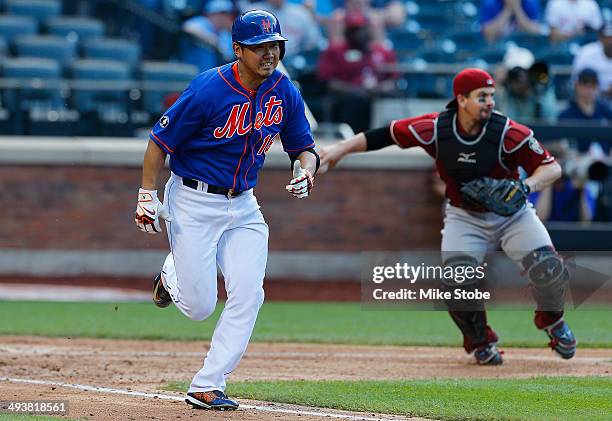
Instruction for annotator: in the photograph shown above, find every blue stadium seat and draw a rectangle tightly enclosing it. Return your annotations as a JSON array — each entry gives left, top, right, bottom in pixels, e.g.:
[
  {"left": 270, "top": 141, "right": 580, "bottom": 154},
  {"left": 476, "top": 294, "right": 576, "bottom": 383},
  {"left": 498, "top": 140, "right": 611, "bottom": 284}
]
[
  {"left": 539, "top": 50, "right": 574, "bottom": 65},
  {"left": 417, "top": 47, "right": 457, "bottom": 64},
  {"left": 389, "top": 30, "right": 423, "bottom": 52},
  {"left": 81, "top": 38, "right": 141, "bottom": 71},
  {"left": 574, "top": 32, "right": 598, "bottom": 46},
  {"left": 415, "top": 12, "right": 452, "bottom": 33},
  {"left": 6, "top": 0, "right": 61, "bottom": 25},
  {"left": 14, "top": 34, "right": 77, "bottom": 70},
  {"left": 505, "top": 33, "right": 548, "bottom": 54},
  {"left": 71, "top": 58, "right": 133, "bottom": 136},
  {"left": 140, "top": 61, "right": 198, "bottom": 116},
  {"left": 448, "top": 30, "right": 483, "bottom": 52},
  {"left": 46, "top": 16, "right": 105, "bottom": 42},
  {"left": 479, "top": 45, "right": 507, "bottom": 65},
  {"left": 0, "top": 35, "right": 7, "bottom": 57},
  {"left": 2, "top": 57, "right": 62, "bottom": 108},
  {"left": 1, "top": 57, "right": 69, "bottom": 134},
  {"left": 71, "top": 58, "right": 131, "bottom": 112},
  {"left": 404, "top": 71, "right": 454, "bottom": 98},
  {"left": 0, "top": 15, "right": 37, "bottom": 44}
]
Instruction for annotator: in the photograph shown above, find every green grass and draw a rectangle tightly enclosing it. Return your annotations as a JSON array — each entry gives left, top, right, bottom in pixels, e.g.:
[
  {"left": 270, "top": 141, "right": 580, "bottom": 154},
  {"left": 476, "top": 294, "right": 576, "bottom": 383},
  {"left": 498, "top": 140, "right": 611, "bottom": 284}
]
[
  {"left": 0, "top": 301, "right": 610, "bottom": 347},
  {"left": 167, "top": 377, "right": 612, "bottom": 421}
]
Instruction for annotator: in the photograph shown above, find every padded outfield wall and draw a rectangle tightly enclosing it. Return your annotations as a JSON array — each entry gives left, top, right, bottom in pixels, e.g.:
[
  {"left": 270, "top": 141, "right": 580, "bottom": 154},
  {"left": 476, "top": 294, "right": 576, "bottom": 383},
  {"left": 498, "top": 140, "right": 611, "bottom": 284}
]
[{"left": 0, "top": 136, "right": 442, "bottom": 290}]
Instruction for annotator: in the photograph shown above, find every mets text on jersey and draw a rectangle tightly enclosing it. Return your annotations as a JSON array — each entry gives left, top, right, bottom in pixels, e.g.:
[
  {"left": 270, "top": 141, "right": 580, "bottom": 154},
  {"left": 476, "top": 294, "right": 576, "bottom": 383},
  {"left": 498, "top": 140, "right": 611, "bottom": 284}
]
[{"left": 213, "top": 96, "right": 283, "bottom": 138}]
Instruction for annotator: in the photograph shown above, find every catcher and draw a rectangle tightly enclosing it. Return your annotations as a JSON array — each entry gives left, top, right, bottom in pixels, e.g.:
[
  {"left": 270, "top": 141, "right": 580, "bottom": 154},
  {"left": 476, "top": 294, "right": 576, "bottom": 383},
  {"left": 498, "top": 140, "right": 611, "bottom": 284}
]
[{"left": 320, "top": 68, "right": 577, "bottom": 364}]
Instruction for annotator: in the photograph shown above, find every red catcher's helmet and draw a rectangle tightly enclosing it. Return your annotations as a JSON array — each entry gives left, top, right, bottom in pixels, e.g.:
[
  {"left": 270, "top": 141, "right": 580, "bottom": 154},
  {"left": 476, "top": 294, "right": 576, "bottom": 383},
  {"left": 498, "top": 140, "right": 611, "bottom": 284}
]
[{"left": 232, "top": 10, "right": 287, "bottom": 59}]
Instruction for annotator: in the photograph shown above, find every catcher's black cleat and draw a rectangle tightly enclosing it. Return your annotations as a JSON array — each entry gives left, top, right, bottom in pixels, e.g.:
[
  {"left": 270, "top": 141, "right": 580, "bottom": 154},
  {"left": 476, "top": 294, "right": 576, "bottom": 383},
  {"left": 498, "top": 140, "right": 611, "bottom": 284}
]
[
  {"left": 545, "top": 319, "right": 577, "bottom": 359},
  {"left": 474, "top": 343, "right": 504, "bottom": 365},
  {"left": 185, "top": 391, "right": 239, "bottom": 410},
  {"left": 152, "top": 273, "right": 171, "bottom": 308}
]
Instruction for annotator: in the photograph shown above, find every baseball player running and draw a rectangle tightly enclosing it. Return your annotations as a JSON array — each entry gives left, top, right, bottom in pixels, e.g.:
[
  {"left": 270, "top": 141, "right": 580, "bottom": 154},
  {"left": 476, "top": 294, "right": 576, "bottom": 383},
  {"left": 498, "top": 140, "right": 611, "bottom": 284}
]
[
  {"left": 134, "top": 10, "right": 318, "bottom": 410},
  {"left": 320, "top": 68, "right": 577, "bottom": 365}
]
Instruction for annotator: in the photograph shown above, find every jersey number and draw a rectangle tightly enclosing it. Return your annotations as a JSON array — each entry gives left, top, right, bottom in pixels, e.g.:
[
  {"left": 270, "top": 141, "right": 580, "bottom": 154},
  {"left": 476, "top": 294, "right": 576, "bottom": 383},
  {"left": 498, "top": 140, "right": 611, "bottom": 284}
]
[{"left": 257, "top": 133, "right": 278, "bottom": 155}]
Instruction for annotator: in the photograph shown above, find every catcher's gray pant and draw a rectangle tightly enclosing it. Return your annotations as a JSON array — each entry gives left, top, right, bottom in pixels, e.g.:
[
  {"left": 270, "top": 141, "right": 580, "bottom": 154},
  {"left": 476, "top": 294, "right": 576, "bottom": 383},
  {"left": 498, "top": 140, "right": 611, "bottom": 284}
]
[
  {"left": 161, "top": 174, "right": 268, "bottom": 394},
  {"left": 441, "top": 202, "right": 553, "bottom": 265}
]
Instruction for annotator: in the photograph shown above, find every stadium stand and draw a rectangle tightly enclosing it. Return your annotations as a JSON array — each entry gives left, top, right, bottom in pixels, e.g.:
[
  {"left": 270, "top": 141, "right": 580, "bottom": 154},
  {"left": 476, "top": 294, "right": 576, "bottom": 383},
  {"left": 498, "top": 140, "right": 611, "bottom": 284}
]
[
  {"left": 1, "top": 56, "right": 72, "bottom": 135},
  {"left": 81, "top": 38, "right": 142, "bottom": 72},
  {"left": 5, "top": 0, "right": 61, "bottom": 25},
  {"left": 0, "top": 35, "right": 7, "bottom": 57},
  {"left": 140, "top": 61, "right": 199, "bottom": 117},
  {"left": 0, "top": 0, "right": 607, "bottom": 137},
  {"left": 14, "top": 34, "right": 77, "bottom": 70},
  {"left": 70, "top": 58, "right": 132, "bottom": 136},
  {"left": 46, "top": 16, "right": 105, "bottom": 41},
  {"left": 0, "top": 15, "right": 37, "bottom": 44}
]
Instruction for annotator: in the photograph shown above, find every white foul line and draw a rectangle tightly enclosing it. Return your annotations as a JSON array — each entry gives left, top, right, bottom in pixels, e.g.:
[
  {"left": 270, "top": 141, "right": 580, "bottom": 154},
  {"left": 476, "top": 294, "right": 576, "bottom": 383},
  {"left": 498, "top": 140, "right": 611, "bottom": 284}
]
[{"left": 0, "top": 377, "right": 413, "bottom": 421}]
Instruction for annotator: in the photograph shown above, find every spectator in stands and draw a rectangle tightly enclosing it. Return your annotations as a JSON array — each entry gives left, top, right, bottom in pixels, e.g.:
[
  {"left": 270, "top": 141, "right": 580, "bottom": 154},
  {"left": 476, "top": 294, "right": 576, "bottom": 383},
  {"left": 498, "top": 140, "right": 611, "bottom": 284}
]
[
  {"left": 480, "top": 0, "right": 544, "bottom": 43},
  {"left": 572, "top": 19, "right": 612, "bottom": 107},
  {"left": 180, "top": 0, "right": 236, "bottom": 71},
  {"left": 317, "top": 13, "right": 397, "bottom": 133},
  {"left": 327, "top": 0, "right": 405, "bottom": 43},
  {"left": 249, "top": 0, "right": 327, "bottom": 58},
  {"left": 531, "top": 141, "right": 595, "bottom": 223},
  {"left": 496, "top": 46, "right": 558, "bottom": 122},
  {"left": 544, "top": 0, "right": 602, "bottom": 43},
  {"left": 286, "top": 0, "right": 334, "bottom": 24},
  {"left": 558, "top": 68, "right": 612, "bottom": 153},
  {"left": 559, "top": 68, "right": 612, "bottom": 123}
]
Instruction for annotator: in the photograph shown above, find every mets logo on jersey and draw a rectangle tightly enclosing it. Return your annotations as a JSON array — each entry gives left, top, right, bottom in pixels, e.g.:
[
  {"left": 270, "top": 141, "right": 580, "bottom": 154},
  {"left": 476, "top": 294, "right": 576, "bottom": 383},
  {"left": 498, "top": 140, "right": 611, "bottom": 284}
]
[
  {"left": 213, "top": 96, "right": 283, "bottom": 138},
  {"left": 261, "top": 19, "right": 272, "bottom": 32},
  {"left": 160, "top": 115, "right": 169, "bottom": 128}
]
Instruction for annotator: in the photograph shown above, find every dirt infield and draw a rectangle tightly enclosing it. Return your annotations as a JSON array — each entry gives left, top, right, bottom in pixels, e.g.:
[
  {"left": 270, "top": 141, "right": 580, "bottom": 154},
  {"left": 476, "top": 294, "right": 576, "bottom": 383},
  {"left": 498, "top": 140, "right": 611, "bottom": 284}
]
[{"left": 1, "top": 336, "right": 611, "bottom": 420}]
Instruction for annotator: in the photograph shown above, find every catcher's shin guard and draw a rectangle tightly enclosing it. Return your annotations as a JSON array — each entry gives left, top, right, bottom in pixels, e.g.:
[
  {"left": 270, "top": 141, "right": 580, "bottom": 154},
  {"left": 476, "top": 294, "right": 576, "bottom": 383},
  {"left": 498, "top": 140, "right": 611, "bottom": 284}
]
[
  {"left": 449, "top": 310, "right": 499, "bottom": 353},
  {"left": 522, "top": 246, "right": 568, "bottom": 312}
]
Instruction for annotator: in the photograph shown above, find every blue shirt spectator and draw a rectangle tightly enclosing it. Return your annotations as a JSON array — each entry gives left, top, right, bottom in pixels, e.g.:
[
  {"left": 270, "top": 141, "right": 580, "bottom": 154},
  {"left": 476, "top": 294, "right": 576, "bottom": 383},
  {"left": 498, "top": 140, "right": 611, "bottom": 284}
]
[
  {"left": 558, "top": 100, "right": 612, "bottom": 120},
  {"left": 480, "top": 0, "right": 542, "bottom": 42},
  {"left": 288, "top": 0, "right": 333, "bottom": 17},
  {"left": 180, "top": 0, "right": 236, "bottom": 71},
  {"left": 558, "top": 68, "right": 612, "bottom": 152},
  {"left": 530, "top": 178, "right": 595, "bottom": 222}
]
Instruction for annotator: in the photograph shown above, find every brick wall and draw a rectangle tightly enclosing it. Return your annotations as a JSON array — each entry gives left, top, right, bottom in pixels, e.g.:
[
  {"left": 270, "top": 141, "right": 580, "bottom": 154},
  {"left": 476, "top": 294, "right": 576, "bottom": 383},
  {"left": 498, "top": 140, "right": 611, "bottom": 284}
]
[{"left": 0, "top": 166, "right": 443, "bottom": 251}]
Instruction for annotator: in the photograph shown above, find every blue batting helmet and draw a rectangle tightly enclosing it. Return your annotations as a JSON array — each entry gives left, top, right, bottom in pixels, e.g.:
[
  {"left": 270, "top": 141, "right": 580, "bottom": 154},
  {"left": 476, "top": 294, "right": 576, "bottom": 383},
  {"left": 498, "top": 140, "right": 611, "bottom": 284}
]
[{"left": 232, "top": 10, "right": 287, "bottom": 59}]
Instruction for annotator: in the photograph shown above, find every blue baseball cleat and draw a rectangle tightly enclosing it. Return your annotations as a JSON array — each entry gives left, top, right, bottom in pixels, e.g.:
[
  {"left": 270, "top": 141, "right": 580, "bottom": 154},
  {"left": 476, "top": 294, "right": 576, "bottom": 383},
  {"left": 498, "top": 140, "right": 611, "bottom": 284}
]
[
  {"left": 545, "top": 319, "right": 577, "bottom": 359},
  {"left": 185, "top": 390, "right": 239, "bottom": 411},
  {"left": 474, "top": 343, "right": 504, "bottom": 365}
]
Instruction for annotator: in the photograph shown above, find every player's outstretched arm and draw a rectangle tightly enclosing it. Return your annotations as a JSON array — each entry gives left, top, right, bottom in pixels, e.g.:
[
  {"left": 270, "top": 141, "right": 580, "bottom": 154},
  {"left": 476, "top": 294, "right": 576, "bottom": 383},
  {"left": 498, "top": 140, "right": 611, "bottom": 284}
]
[
  {"left": 319, "top": 132, "right": 368, "bottom": 174},
  {"left": 524, "top": 161, "right": 562, "bottom": 193}
]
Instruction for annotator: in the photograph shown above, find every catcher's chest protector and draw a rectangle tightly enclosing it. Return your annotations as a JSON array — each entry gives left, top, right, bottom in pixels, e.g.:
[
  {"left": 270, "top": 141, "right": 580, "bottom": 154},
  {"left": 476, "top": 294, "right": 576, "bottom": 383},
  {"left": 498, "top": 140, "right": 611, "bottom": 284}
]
[{"left": 436, "top": 110, "right": 508, "bottom": 184}]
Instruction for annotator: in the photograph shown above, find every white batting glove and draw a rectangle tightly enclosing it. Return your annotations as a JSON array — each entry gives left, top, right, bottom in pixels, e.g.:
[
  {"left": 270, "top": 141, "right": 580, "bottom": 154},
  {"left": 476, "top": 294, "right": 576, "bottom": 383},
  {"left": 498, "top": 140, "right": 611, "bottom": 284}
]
[
  {"left": 285, "top": 161, "right": 314, "bottom": 199},
  {"left": 134, "top": 188, "right": 173, "bottom": 234}
]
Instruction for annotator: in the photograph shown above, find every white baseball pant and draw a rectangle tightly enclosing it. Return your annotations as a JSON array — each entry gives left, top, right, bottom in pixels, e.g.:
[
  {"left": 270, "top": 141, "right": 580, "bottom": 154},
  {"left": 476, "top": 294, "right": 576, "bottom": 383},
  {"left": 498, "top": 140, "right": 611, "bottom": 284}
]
[{"left": 161, "top": 173, "right": 268, "bottom": 393}]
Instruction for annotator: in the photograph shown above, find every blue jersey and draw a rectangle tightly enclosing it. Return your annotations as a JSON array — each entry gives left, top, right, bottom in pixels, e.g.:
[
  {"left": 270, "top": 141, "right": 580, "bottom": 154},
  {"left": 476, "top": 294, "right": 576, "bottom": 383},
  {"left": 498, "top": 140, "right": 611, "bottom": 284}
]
[{"left": 150, "top": 62, "right": 315, "bottom": 191}]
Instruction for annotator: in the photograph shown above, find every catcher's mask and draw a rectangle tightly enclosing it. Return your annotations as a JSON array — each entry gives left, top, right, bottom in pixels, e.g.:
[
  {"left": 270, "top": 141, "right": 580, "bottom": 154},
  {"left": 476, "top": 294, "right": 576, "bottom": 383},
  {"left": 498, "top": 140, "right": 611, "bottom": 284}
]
[{"left": 232, "top": 10, "right": 287, "bottom": 59}]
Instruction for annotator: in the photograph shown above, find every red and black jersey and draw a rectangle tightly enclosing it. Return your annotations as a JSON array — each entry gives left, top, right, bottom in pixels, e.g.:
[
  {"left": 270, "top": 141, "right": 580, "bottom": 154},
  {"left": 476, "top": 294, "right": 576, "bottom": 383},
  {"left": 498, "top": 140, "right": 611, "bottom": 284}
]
[{"left": 389, "top": 110, "right": 555, "bottom": 208}]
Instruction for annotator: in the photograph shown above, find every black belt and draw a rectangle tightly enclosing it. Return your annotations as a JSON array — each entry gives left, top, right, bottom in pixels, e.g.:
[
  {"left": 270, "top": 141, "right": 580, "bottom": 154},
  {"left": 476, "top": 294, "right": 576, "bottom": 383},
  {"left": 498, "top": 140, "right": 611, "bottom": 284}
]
[{"left": 182, "top": 177, "right": 243, "bottom": 198}]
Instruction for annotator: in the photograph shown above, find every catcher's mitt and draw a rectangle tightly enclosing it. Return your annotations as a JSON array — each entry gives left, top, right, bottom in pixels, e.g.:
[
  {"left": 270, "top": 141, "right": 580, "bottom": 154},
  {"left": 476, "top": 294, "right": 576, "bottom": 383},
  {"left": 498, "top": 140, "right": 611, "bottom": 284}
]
[{"left": 460, "top": 177, "right": 530, "bottom": 216}]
